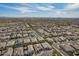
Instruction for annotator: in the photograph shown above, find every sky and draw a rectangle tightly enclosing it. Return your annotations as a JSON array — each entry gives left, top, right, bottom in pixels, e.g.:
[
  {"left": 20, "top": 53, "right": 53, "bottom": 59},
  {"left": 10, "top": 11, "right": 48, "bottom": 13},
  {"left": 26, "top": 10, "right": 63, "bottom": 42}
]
[{"left": 0, "top": 3, "right": 79, "bottom": 18}]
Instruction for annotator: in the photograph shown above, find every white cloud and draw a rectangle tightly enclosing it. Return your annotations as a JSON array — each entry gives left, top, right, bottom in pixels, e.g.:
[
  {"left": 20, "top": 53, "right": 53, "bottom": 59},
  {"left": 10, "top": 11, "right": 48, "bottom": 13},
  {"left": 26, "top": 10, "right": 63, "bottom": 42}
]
[
  {"left": 0, "top": 4, "right": 79, "bottom": 18},
  {"left": 8, "top": 6, "right": 37, "bottom": 13},
  {"left": 48, "top": 5, "right": 55, "bottom": 8},
  {"left": 0, "top": 4, "right": 36, "bottom": 13},
  {"left": 36, "top": 5, "right": 54, "bottom": 11},
  {"left": 11, "top": 7, "right": 32, "bottom": 13},
  {"left": 64, "top": 3, "right": 79, "bottom": 10},
  {"left": 47, "top": 8, "right": 79, "bottom": 18}
]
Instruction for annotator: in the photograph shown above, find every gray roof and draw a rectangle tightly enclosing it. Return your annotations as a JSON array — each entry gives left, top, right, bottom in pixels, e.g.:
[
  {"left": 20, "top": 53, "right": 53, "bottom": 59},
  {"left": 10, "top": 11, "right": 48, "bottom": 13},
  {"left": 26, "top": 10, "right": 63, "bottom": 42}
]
[
  {"left": 71, "top": 44, "right": 79, "bottom": 50},
  {"left": 60, "top": 44, "right": 75, "bottom": 52}
]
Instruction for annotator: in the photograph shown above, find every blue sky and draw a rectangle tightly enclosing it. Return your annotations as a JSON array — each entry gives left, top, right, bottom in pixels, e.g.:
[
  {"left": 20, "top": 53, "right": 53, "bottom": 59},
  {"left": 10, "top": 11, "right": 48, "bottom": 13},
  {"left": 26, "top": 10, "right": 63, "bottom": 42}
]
[{"left": 0, "top": 3, "right": 79, "bottom": 18}]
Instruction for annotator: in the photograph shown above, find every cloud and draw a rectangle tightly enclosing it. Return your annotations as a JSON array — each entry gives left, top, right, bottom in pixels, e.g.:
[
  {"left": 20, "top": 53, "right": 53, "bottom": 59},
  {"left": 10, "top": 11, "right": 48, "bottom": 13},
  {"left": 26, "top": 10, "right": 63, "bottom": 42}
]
[
  {"left": 0, "top": 3, "right": 79, "bottom": 18},
  {"left": 37, "top": 6, "right": 51, "bottom": 10},
  {"left": 48, "top": 5, "right": 55, "bottom": 8},
  {"left": 64, "top": 3, "right": 79, "bottom": 10},
  {"left": 0, "top": 4, "right": 36, "bottom": 13},
  {"left": 9, "top": 7, "right": 37, "bottom": 13},
  {"left": 36, "top": 5, "right": 55, "bottom": 11},
  {"left": 55, "top": 10, "right": 79, "bottom": 17},
  {"left": 0, "top": 4, "right": 57, "bottom": 14},
  {"left": 50, "top": 3, "right": 79, "bottom": 17},
  {"left": 11, "top": 7, "right": 33, "bottom": 13}
]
